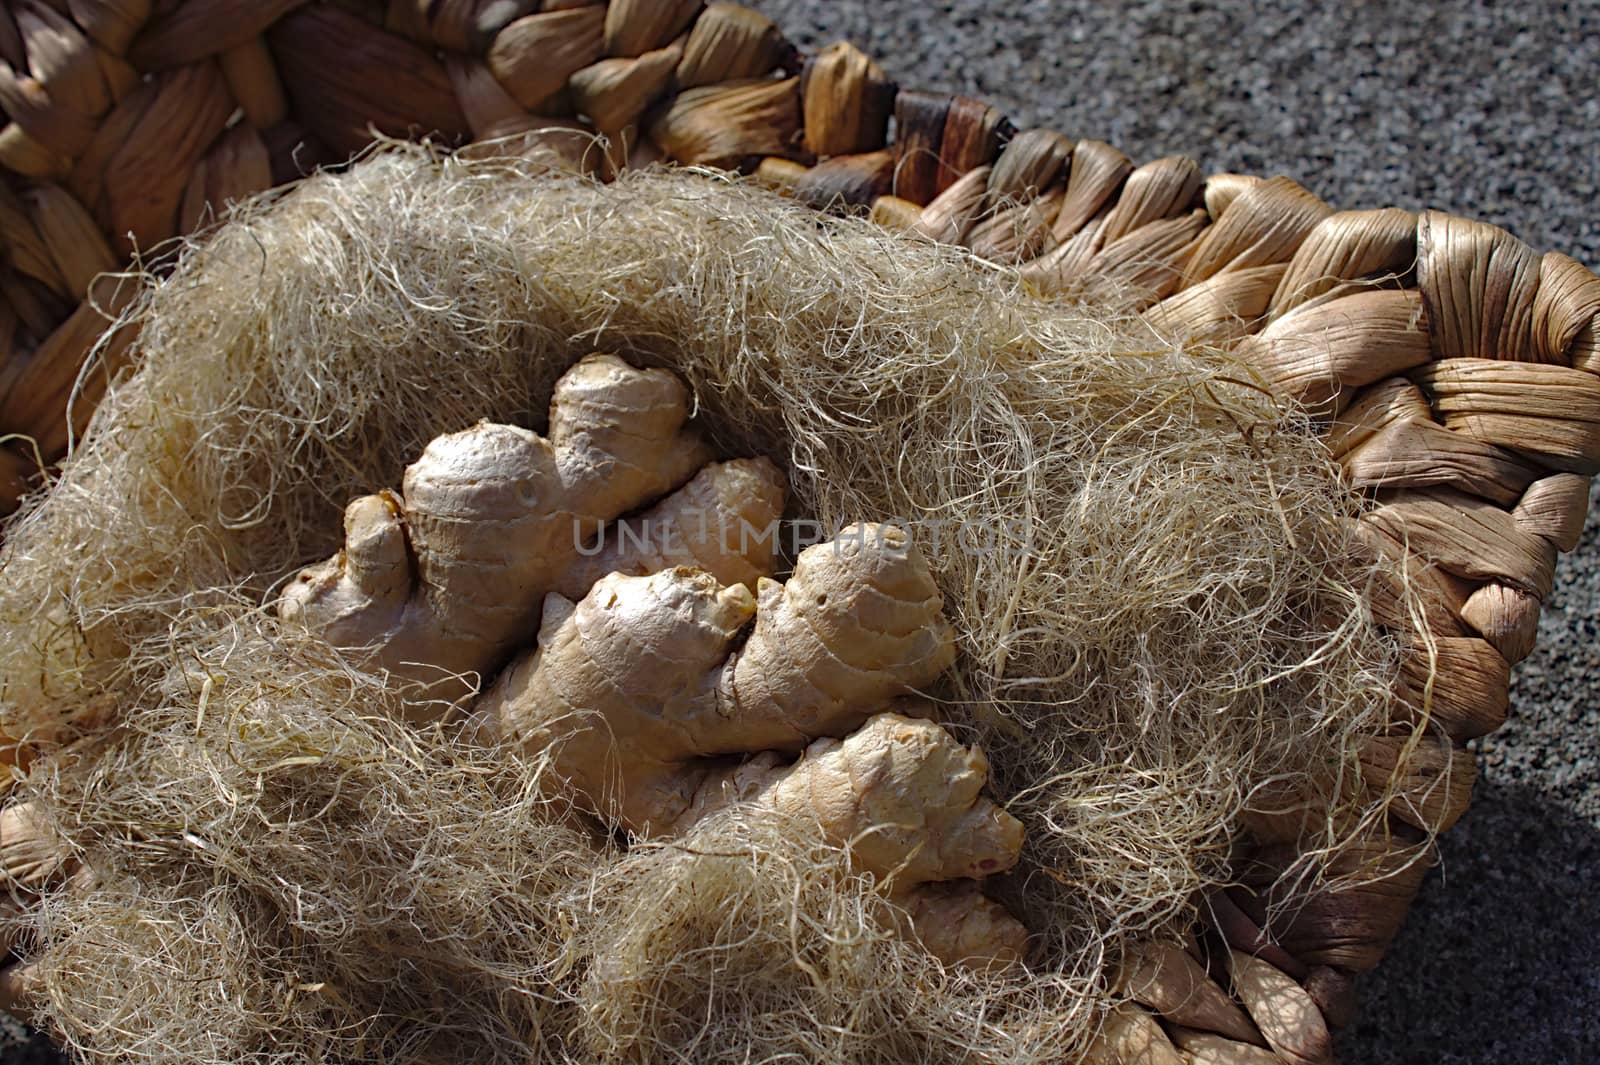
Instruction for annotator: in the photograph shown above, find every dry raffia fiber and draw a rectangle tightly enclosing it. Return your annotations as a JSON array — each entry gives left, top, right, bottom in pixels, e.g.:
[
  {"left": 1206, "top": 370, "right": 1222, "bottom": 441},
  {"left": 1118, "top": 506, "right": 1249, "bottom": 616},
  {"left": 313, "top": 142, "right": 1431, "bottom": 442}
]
[
  {"left": 0, "top": 146, "right": 1422, "bottom": 1063},
  {"left": 21, "top": 618, "right": 601, "bottom": 1064}
]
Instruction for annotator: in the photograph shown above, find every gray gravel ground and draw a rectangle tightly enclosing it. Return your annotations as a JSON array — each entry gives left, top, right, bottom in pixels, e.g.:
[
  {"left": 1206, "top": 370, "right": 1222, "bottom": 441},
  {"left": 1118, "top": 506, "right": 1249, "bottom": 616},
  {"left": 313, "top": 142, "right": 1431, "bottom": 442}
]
[
  {"left": 762, "top": 1, "right": 1600, "bottom": 1061},
  {"left": 5, "top": 2, "right": 1597, "bottom": 1062}
]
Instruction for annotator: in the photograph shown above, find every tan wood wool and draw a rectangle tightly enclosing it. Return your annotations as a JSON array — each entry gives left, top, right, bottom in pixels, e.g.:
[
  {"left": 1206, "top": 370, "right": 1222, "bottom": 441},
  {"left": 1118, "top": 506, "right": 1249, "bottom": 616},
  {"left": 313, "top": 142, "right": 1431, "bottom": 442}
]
[{"left": 4, "top": 3, "right": 1600, "bottom": 1061}]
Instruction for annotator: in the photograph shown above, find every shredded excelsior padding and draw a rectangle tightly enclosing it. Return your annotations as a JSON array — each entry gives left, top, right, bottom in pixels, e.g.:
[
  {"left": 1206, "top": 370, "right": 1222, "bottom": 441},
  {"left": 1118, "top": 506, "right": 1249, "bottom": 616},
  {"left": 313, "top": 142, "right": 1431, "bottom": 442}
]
[{"left": 0, "top": 150, "right": 1417, "bottom": 1065}]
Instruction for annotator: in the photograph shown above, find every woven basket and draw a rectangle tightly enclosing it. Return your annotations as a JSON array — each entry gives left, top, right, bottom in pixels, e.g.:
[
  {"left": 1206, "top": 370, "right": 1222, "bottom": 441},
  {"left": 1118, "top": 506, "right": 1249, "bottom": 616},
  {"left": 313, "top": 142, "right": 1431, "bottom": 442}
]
[{"left": 4, "top": 1, "right": 1598, "bottom": 1060}]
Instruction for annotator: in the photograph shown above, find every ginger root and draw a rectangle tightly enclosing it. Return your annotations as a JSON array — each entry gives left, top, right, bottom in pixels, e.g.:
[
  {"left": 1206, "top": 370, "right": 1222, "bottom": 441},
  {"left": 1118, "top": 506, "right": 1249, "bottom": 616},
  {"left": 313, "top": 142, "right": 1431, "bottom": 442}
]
[
  {"left": 474, "top": 524, "right": 958, "bottom": 831},
  {"left": 473, "top": 525, "right": 1028, "bottom": 966},
  {"left": 0, "top": 801, "right": 74, "bottom": 901},
  {"left": 286, "top": 357, "right": 1026, "bottom": 967},
  {"left": 279, "top": 353, "right": 784, "bottom": 710},
  {"left": 1, "top": 800, "right": 76, "bottom": 1015},
  {"left": 687, "top": 711, "right": 1029, "bottom": 967},
  {"left": 555, "top": 456, "right": 786, "bottom": 601}
]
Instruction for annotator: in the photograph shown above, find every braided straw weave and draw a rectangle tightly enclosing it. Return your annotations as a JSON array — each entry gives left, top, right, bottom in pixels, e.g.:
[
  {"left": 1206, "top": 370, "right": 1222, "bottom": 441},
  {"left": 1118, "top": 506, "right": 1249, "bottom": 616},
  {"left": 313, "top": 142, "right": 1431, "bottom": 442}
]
[{"left": 3, "top": 1, "right": 1599, "bottom": 1060}]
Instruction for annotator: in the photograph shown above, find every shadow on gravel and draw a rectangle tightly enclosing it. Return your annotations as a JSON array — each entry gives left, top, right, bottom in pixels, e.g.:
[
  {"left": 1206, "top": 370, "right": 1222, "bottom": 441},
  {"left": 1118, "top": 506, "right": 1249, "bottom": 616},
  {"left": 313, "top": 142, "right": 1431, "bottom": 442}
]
[{"left": 1345, "top": 781, "right": 1600, "bottom": 1065}]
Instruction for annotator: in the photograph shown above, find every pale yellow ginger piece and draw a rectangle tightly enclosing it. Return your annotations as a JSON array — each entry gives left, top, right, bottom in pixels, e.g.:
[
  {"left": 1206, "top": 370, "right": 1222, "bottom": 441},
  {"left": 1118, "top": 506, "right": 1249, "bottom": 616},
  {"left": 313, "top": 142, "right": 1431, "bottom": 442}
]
[
  {"left": 719, "top": 524, "right": 961, "bottom": 749},
  {"left": 0, "top": 802, "right": 73, "bottom": 895},
  {"left": 0, "top": 959, "right": 42, "bottom": 1022},
  {"left": 696, "top": 712, "right": 1021, "bottom": 882},
  {"left": 474, "top": 524, "right": 1025, "bottom": 966},
  {"left": 279, "top": 353, "right": 716, "bottom": 705},
  {"left": 555, "top": 457, "right": 787, "bottom": 600},
  {"left": 687, "top": 712, "right": 1028, "bottom": 968},
  {"left": 477, "top": 524, "right": 958, "bottom": 831},
  {"left": 1, "top": 801, "right": 77, "bottom": 961},
  {"left": 900, "top": 880, "right": 1029, "bottom": 970},
  {"left": 479, "top": 569, "right": 758, "bottom": 828}
]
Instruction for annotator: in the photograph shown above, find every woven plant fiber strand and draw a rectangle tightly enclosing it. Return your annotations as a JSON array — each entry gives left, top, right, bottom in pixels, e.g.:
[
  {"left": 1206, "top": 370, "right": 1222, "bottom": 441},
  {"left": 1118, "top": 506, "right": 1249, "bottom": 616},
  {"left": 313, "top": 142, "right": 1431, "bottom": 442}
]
[{"left": 0, "top": 150, "right": 1423, "bottom": 1064}]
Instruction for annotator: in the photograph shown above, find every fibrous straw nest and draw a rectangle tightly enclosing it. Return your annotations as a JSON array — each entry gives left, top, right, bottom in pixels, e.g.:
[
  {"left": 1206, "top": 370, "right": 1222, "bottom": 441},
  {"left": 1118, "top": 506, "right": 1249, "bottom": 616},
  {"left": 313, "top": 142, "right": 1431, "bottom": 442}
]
[{"left": 0, "top": 148, "right": 1415, "bottom": 1064}]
